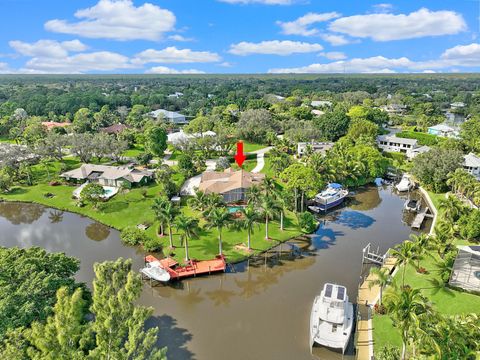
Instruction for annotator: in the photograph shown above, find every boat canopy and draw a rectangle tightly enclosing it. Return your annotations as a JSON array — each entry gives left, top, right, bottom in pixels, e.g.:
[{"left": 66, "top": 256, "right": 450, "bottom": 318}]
[{"left": 328, "top": 183, "right": 342, "bottom": 189}]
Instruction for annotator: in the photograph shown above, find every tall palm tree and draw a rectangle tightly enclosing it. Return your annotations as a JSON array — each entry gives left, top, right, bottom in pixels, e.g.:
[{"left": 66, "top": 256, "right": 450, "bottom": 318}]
[
  {"left": 438, "top": 195, "right": 465, "bottom": 222},
  {"left": 240, "top": 204, "right": 260, "bottom": 250},
  {"left": 163, "top": 202, "right": 180, "bottom": 249},
  {"left": 188, "top": 190, "right": 209, "bottom": 211},
  {"left": 151, "top": 197, "right": 169, "bottom": 236},
  {"left": 391, "top": 240, "right": 416, "bottom": 287},
  {"left": 384, "top": 286, "right": 431, "bottom": 360},
  {"left": 261, "top": 177, "right": 276, "bottom": 197},
  {"left": 260, "top": 195, "right": 281, "bottom": 240},
  {"left": 205, "top": 207, "right": 231, "bottom": 256},
  {"left": 368, "top": 267, "right": 391, "bottom": 305},
  {"left": 246, "top": 185, "right": 262, "bottom": 207},
  {"left": 410, "top": 233, "right": 429, "bottom": 269},
  {"left": 174, "top": 214, "right": 199, "bottom": 261}
]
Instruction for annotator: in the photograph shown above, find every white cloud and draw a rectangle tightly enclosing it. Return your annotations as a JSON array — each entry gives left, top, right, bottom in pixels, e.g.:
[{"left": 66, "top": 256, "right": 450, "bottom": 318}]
[
  {"left": 146, "top": 66, "right": 205, "bottom": 74},
  {"left": 168, "top": 35, "right": 193, "bottom": 42},
  {"left": 219, "top": 0, "right": 297, "bottom": 5},
  {"left": 372, "top": 3, "right": 394, "bottom": 13},
  {"left": 329, "top": 8, "right": 467, "bottom": 41},
  {"left": 277, "top": 12, "right": 340, "bottom": 36},
  {"left": 45, "top": 0, "right": 176, "bottom": 41},
  {"left": 21, "top": 51, "right": 134, "bottom": 74},
  {"left": 133, "top": 47, "right": 221, "bottom": 64},
  {"left": 319, "top": 33, "right": 351, "bottom": 46},
  {"left": 440, "top": 43, "right": 480, "bottom": 66},
  {"left": 9, "top": 39, "right": 87, "bottom": 58},
  {"left": 219, "top": 62, "right": 234, "bottom": 67},
  {"left": 269, "top": 56, "right": 414, "bottom": 73},
  {"left": 229, "top": 40, "right": 323, "bottom": 56},
  {"left": 319, "top": 51, "right": 347, "bottom": 60},
  {"left": 0, "top": 62, "right": 13, "bottom": 74}
]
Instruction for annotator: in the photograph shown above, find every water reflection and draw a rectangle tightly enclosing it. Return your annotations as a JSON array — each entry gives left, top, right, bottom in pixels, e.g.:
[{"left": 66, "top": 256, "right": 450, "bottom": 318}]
[
  {"left": 48, "top": 210, "right": 64, "bottom": 224},
  {"left": 85, "top": 222, "right": 111, "bottom": 241},
  {"left": 0, "top": 202, "right": 45, "bottom": 224},
  {"left": 0, "top": 184, "right": 424, "bottom": 360}
]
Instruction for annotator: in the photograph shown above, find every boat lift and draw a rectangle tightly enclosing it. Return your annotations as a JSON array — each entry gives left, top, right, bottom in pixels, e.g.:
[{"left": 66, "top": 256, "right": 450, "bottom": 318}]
[{"left": 362, "top": 243, "right": 388, "bottom": 266}]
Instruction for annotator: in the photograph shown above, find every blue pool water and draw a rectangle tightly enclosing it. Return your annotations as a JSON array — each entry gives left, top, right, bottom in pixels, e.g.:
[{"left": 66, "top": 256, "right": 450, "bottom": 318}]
[{"left": 228, "top": 206, "right": 243, "bottom": 213}]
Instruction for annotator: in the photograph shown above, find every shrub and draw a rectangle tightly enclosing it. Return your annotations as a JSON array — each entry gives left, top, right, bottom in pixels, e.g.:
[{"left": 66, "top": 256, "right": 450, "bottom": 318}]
[
  {"left": 142, "top": 237, "right": 163, "bottom": 252},
  {"left": 417, "top": 267, "right": 428, "bottom": 274},
  {"left": 120, "top": 227, "right": 147, "bottom": 246},
  {"left": 297, "top": 212, "right": 318, "bottom": 233},
  {"left": 396, "top": 131, "right": 439, "bottom": 146},
  {"left": 376, "top": 345, "right": 401, "bottom": 360},
  {"left": 374, "top": 303, "right": 387, "bottom": 315}
]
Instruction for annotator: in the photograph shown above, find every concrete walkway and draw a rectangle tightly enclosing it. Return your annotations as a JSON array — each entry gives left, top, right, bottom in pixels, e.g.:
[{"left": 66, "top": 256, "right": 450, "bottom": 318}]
[
  {"left": 356, "top": 257, "right": 397, "bottom": 360},
  {"left": 249, "top": 146, "right": 272, "bottom": 174}
]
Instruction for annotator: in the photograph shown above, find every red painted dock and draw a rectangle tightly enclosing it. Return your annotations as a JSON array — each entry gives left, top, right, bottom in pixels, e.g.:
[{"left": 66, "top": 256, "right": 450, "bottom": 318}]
[{"left": 145, "top": 255, "right": 227, "bottom": 280}]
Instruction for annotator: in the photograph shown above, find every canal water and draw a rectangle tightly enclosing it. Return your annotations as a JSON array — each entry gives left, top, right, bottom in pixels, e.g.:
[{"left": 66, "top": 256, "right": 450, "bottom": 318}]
[{"left": 0, "top": 183, "right": 425, "bottom": 360}]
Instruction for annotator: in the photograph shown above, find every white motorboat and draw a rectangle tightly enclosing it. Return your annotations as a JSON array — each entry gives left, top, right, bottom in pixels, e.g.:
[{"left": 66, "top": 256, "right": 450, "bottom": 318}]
[
  {"left": 140, "top": 261, "right": 171, "bottom": 282},
  {"left": 310, "top": 283, "right": 354, "bottom": 354},
  {"left": 396, "top": 174, "right": 413, "bottom": 192},
  {"left": 404, "top": 199, "right": 421, "bottom": 212},
  {"left": 314, "top": 183, "right": 349, "bottom": 211}
]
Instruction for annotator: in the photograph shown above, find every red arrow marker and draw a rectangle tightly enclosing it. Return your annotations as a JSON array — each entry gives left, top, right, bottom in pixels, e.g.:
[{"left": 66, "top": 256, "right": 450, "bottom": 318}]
[{"left": 234, "top": 141, "right": 246, "bottom": 168}]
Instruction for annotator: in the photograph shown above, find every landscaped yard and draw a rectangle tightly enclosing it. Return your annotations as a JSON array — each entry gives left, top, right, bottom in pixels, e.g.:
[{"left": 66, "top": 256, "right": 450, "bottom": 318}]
[
  {"left": 1, "top": 157, "right": 303, "bottom": 263},
  {"left": 122, "top": 144, "right": 145, "bottom": 158},
  {"left": 373, "top": 249, "right": 480, "bottom": 352},
  {"left": 242, "top": 141, "right": 268, "bottom": 153}
]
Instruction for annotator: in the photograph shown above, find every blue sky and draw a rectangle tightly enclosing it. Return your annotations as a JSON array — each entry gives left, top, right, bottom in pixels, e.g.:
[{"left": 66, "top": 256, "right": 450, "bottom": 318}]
[{"left": 1, "top": 0, "right": 480, "bottom": 74}]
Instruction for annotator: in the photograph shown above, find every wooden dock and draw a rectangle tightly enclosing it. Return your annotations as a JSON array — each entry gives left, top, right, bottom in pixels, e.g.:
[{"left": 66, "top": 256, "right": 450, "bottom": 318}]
[
  {"left": 411, "top": 207, "right": 433, "bottom": 230},
  {"left": 356, "top": 257, "right": 397, "bottom": 360},
  {"left": 145, "top": 255, "right": 227, "bottom": 280}
]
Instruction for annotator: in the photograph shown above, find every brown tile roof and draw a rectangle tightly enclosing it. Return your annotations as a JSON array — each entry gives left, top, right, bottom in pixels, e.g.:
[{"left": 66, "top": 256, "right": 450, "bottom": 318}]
[
  {"left": 100, "top": 123, "right": 129, "bottom": 134},
  {"left": 199, "top": 168, "right": 265, "bottom": 194}
]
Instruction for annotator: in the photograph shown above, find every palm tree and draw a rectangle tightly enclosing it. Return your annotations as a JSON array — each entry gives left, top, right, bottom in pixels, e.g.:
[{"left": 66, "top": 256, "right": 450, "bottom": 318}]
[
  {"left": 384, "top": 286, "right": 431, "bottom": 360},
  {"left": 261, "top": 177, "right": 276, "bottom": 197},
  {"left": 260, "top": 195, "right": 281, "bottom": 240},
  {"left": 205, "top": 207, "right": 232, "bottom": 256},
  {"left": 174, "top": 214, "right": 199, "bottom": 261},
  {"left": 391, "top": 240, "right": 416, "bottom": 287},
  {"left": 163, "top": 202, "right": 180, "bottom": 249},
  {"left": 246, "top": 185, "right": 262, "bottom": 207},
  {"left": 188, "top": 189, "right": 209, "bottom": 211},
  {"left": 151, "top": 197, "right": 169, "bottom": 236},
  {"left": 368, "top": 267, "right": 391, "bottom": 305},
  {"left": 410, "top": 233, "right": 429, "bottom": 269},
  {"left": 240, "top": 204, "right": 260, "bottom": 250},
  {"left": 438, "top": 195, "right": 464, "bottom": 222}
]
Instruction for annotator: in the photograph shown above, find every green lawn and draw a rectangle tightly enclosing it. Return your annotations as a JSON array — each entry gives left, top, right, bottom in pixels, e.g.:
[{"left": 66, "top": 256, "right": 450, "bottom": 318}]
[
  {"left": 242, "top": 141, "right": 268, "bottom": 153},
  {"left": 427, "top": 191, "right": 446, "bottom": 210},
  {"left": 373, "top": 251, "right": 480, "bottom": 352},
  {"left": 2, "top": 159, "right": 302, "bottom": 263},
  {"left": 0, "top": 135, "right": 15, "bottom": 143},
  {"left": 122, "top": 144, "right": 145, "bottom": 158}
]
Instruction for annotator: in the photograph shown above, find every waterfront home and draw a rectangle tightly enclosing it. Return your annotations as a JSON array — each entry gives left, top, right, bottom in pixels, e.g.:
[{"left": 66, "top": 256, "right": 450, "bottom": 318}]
[
  {"left": 148, "top": 109, "right": 188, "bottom": 124},
  {"left": 449, "top": 245, "right": 480, "bottom": 291},
  {"left": 61, "top": 164, "right": 154, "bottom": 187},
  {"left": 198, "top": 168, "right": 265, "bottom": 203},
  {"left": 406, "top": 145, "right": 431, "bottom": 160},
  {"left": 377, "top": 134, "right": 418, "bottom": 155},
  {"left": 167, "top": 130, "right": 216, "bottom": 147},
  {"left": 427, "top": 123, "right": 458, "bottom": 138},
  {"left": 450, "top": 102, "right": 465, "bottom": 110},
  {"left": 463, "top": 153, "right": 480, "bottom": 180},
  {"left": 297, "top": 141, "right": 334, "bottom": 158},
  {"left": 41, "top": 121, "right": 71, "bottom": 131},
  {"left": 100, "top": 123, "right": 129, "bottom": 135},
  {"left": 311, "top": 100, "right": 332, "bottom": 108}
]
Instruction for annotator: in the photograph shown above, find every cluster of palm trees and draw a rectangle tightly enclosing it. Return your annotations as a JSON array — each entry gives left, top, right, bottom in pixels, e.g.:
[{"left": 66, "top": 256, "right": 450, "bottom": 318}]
[
  {"left": 151, "top": 177, "right": 289, "bottom": 261},
  {"left": 447, "top": 168, "right": 480, "bottom": 207}
]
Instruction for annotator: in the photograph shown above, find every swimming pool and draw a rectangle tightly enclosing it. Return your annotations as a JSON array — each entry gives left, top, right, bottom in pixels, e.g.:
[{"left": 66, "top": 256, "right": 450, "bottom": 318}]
[{"left": 227, "top": 206, "right": 243, "bottom": 213}]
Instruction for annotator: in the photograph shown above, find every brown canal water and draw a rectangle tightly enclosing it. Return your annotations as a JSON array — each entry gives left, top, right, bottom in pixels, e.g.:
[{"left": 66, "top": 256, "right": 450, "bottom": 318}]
[{"left": 0, "top": 183, "right": 429, "bottom": 360}]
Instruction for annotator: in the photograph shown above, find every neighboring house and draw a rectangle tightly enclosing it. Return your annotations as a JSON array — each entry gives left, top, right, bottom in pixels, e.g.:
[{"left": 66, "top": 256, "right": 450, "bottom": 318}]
[
  {"left": 377, "top": 134, "right": 423, "bottom": 158},
  {"left": 100, "top": 123, "right": 129, "bottom": 135},
  {"left": 297, "top": 142, "right": 334, "bottom": 157},
  {"left": 311, "top": 100, "right": 332, "bottom": 108},
  {"left": 311, "top": 109, "right": 325, "bottom": 117},
  {"left": 61, "top": 164, "right": 154, "bottom": 187},
  {"left": 167, "top": 130, "right": 216, "bottom": 146},
  {"left": 168, "top": 92, "right": 184, "bottom": 98},
  {"left": 450, "top": 102, "right": 465, "bottom": 110},
  {"left": 148, "top": 109, "right": 188, "bottom": 124},
  {"left": 198, "top": 168, "right": 265, "bottom": 203},
  {"left": 427, "top": 124, "right": 458, "bottom": 138},
  {"left": 463, "top": 153, "right": 480, "bottom": 180},
  {"left": 380, "top": 104, "right": 407, "bottom": 115},
  {"left": 41, "top": 121, "right": 71, "bottom": 131},
  {"left": 407, "top": 145, "right": 431, "bottom": 160}
]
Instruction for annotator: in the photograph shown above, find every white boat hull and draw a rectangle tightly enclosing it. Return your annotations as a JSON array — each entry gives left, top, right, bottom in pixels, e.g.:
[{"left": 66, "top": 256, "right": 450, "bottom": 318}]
[{"left": 141, "top": 264, "right": 171, "bottom": 282}]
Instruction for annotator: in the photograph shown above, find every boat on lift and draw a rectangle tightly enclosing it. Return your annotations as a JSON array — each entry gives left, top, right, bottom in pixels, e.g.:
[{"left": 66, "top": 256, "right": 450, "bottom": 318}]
[
  {"left": 140, "top": 260, "right": 171, "bottom": 282},
  {"left": 404, "top": 199, "right": 421, "bottom": 212},
  {"left": 396, "top": 174, "right": 413, "bottom": 192},
  {"left": 314, "top": 183, "right": 349, "bottom": 211},
  {"left": 310, "top": 283, "right": 354, "bottom": 354}
]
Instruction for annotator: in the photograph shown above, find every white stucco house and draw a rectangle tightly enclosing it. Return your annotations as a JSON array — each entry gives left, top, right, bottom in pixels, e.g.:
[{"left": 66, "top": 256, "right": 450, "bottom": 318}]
[{"left": 463, "top": 153, "right": 480, "bottom": 180}]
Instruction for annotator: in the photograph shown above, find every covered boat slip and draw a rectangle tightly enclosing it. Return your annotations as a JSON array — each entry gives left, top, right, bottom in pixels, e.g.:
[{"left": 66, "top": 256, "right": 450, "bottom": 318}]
[{"left": 143, "top": 254, "right": 227, "bottom": 281}]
